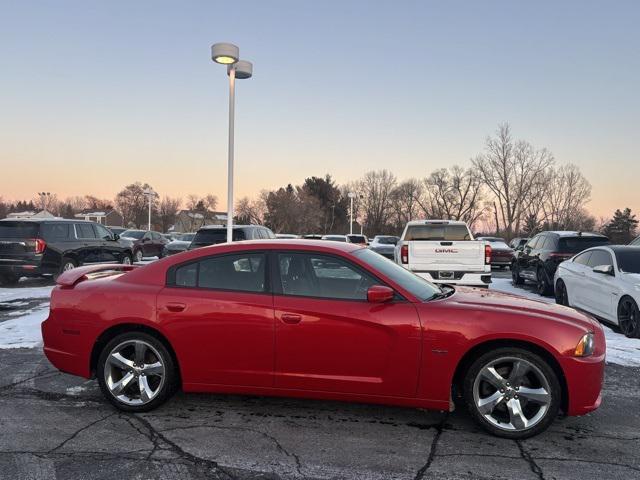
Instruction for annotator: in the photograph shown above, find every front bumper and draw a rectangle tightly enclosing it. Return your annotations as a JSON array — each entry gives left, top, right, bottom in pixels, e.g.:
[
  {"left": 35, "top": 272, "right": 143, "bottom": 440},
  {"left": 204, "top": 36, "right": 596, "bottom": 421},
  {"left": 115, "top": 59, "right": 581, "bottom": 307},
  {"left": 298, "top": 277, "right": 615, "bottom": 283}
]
[{"left": 560, "top": 352, "right": 605, "bottom": 416}]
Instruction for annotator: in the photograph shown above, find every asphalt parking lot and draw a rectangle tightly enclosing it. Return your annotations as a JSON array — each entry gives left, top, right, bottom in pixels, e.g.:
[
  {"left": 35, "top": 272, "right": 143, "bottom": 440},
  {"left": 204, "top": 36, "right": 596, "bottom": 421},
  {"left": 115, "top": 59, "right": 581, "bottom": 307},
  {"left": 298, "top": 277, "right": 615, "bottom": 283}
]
[{"left": 2, "top": 268, "right": 640, "bottom": 480}]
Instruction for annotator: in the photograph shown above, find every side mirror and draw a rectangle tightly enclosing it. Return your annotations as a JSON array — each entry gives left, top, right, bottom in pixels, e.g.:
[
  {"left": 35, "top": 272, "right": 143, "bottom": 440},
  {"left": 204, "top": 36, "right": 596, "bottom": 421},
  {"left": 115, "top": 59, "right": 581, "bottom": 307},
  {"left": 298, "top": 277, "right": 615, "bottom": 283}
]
[
  {"left": 367, "top": 285, "right": 394, "bottom": 303},
  {"left": 593, "top": 264, "right": 614, "bottom": 276},
  {"left": 113, "top": 234, "right": 120, "bottom": 241}
]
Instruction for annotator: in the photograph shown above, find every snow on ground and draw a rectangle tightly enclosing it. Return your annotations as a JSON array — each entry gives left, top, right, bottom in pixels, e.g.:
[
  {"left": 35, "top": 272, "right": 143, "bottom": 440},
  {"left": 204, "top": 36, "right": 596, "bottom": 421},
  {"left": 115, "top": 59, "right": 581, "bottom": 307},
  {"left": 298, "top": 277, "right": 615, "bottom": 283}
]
[
  {"left": 491, "top": 277, "right": 640, "bottom": 367},
  {"left": 0, "top": 284, "right": 54, "bottom": 303},
  {"left": 0, "top": 307, "right": 48, "bottom": 349}
]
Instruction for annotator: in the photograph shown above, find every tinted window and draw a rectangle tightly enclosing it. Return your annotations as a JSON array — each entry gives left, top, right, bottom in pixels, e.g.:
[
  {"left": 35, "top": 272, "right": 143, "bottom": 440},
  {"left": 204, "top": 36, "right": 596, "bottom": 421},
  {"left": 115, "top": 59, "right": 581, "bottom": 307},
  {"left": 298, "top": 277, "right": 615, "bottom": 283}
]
[
  {"left": 278, "top": 253, "right": 379, "bottom": 300},
  {"left": 41, "top": 223, "right": 71, "bottom": 241},
  {"left": 347, "top": 235, "right": 367, "bottom": 243},
  {"left": 95, "top": 224, "right": 113, "bottom": 240},
  {"left": 587, "top": 250, "right": 613, "bottom": 268},
  {"left": 199, "top": 253, "right": 266, "bottom": 292},
  {"left": 573, "top": 251, "right": 592, "bottom": 266},
  {"left": 76, "top": 223, "right": 97, "bottom": 239},
  {"left": 121, "top": 230, "right": 144, "bottom": 239},
  {"left": 558, "top": 236, "right": 609, "bottom": 254},
  {"left": 175, "top": 262, "right": 198, "bottom": 287},
  {"left": 375, "top": 236, "right": 399, "bottom": 245},
  {"left": 404, "top": 224, "right": 471, "bottom": 241},
  {"left": 354, "top": 249, "right": 441, "bottom": 301},
  {"left": 192, "top": 229, "right": 245, "bottom": 246},
  {"left": 0, "top": 222, "right": 39, "bottom": 238},
  {"left": 615, "top": 250, "right": 640, "bottom": 274}
]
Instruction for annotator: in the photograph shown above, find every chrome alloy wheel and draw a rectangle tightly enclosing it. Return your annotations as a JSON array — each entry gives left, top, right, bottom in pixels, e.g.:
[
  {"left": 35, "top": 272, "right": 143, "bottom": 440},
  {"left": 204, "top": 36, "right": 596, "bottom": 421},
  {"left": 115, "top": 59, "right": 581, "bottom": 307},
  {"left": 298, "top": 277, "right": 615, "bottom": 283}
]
[
  {"left": 62, "top": 261, "right": 75, "bottom": 271},
  {"left": 104, "top": 340, "right": 166, "bottom": 406},
  {"left": 473, "top": 356, "right": 551, "bottom": 432}
]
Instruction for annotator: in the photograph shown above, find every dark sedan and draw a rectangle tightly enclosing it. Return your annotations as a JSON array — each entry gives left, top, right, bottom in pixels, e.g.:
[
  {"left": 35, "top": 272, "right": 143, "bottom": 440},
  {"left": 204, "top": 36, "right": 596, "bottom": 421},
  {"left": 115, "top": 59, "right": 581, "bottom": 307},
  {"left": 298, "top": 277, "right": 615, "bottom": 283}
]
[
  {"left": 163, "top": 233, "right": 196, "bottom": 256},
  {"left": 477, "top": 237, "right": 515, "bottom": 269}
]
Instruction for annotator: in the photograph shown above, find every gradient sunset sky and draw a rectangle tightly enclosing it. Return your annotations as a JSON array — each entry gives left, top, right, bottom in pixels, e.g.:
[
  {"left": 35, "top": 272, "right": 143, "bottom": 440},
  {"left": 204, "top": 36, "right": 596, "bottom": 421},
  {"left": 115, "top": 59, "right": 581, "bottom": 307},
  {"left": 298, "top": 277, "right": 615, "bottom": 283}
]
[{"left": 1, "top": 0, "right": 638, "bottom": 218}]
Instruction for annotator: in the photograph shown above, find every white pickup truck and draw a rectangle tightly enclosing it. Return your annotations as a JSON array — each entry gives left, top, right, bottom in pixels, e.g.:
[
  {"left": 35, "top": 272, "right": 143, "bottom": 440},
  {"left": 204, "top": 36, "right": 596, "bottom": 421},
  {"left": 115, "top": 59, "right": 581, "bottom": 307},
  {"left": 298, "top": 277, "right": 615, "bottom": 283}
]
[{"left": 394, "top": 220, "right": 492, "bottom": 287}]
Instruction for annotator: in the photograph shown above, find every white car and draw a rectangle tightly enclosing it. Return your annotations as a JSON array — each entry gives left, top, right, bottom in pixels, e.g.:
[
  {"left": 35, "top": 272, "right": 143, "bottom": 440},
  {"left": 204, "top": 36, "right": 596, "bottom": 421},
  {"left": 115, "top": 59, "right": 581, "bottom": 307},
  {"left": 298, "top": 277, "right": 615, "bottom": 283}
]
[{"left": 554, "top": 245, "right": 640, "bottom": 338}]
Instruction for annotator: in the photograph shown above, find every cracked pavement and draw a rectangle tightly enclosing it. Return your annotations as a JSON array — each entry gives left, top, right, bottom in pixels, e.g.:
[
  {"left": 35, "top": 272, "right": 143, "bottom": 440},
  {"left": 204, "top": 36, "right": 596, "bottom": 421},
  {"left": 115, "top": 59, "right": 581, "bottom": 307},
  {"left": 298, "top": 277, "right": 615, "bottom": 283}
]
[{"left": 0, "top": 348, "right": 638, "bottom": 479}]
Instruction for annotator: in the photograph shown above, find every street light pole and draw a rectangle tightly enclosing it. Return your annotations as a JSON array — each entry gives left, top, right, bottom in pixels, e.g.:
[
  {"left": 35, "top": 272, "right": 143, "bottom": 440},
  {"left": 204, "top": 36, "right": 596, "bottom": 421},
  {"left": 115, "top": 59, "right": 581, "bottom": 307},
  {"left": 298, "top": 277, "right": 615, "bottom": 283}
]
[
  {"left": 226, "top": 66, "right": 236, "bottom": 243},
  {"left": 211, "top": 43, "right": 253, "bottom": 244},
  {"left": 143, "top": 188, "right": 156, "bottom": 231},
  {"left": 348, "top": 192, "right": 356, "bottom": 235}
]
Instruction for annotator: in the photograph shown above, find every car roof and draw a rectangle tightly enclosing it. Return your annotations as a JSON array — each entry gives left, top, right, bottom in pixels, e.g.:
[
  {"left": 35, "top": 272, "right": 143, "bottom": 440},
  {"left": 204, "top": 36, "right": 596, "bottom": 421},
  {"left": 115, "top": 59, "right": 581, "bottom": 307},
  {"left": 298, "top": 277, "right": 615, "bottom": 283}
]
[
  {"left": 542, "top": 231, "right": 607, "bottom": 238},
  {"left": 405, "top": 220, "right": 467, "bottom": 226},
  {"left": 0, "top": 218, "right": 93, "bottom": 224},
  {"left": 604, "top": 245, "right": 640, "bottom": 253},
  {"left": 198, "top": 224, "right": 262, "bottom": 230}
]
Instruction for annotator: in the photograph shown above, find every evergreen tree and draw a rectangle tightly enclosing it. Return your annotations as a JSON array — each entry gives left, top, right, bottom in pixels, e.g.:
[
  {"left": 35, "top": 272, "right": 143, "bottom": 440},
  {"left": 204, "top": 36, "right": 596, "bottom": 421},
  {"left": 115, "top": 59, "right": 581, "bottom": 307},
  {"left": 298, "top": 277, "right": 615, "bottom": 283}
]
[{"left": 603, "top": 208, "right": 638, "bottom": 244}]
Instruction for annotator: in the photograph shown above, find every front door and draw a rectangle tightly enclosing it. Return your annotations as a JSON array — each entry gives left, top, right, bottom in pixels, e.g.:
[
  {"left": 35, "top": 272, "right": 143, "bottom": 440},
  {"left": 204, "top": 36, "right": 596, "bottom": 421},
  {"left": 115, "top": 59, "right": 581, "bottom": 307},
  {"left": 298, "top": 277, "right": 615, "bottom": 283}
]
[
  {"left": 157, "top": 251, "right": 274, "bottom": 387},
  {"left": 272, "top": 252, "right": 422, "bottom": 397}
]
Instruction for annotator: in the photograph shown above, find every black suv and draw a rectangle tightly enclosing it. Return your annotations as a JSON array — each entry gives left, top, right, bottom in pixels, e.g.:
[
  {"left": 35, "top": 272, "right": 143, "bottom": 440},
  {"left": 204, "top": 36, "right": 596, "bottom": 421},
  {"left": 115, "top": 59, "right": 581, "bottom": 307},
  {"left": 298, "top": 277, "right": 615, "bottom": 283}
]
[
  {"left": 511, "top": 231, "right": 609, "bottom": 295},
  {"left": 189, "top": 225, "right": 276, "bottom": 250},
  {"left": 0, "top": 219, "right": 133, "bottom": 285}
]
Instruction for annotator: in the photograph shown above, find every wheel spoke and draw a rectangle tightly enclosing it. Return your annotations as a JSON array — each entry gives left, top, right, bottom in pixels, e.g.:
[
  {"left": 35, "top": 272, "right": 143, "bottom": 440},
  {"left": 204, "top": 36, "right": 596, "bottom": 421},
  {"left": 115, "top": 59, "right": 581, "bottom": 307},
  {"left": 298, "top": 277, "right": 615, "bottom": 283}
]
[
  {"left": 142, "top": 361, "right": 163, "bottom": 376},
  {"left": 109, "top": 352, "right": 134, "bottom": 371},
  {"left": 139, "top": 375, "right": 153, "bottom": 402},
  {"left": 508, "top": 360, "right": 529, "bottom": 385},
  {"left": 111, "top": 372, "right": 135, "bottom": 395},
  {"left": 518, "top": 387, "right": 550, "bottom": 405},
  {"left": 477, "top": 390, "right": 505, "bottom": 415},
  {"left": 507, "top": 398, "right": 528, "bottom": 430},
  {"left": 134, "top": 342, "right": 146, "bottom": 364},
  {"left": 480, "top": 366, "right": 506, "bottom": 389}
]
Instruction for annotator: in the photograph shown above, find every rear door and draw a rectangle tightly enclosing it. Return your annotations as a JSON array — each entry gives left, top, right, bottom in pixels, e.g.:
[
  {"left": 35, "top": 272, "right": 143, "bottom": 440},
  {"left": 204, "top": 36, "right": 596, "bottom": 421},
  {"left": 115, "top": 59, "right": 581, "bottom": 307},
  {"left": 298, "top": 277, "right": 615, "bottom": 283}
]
[
  {"left": 95, "top": 224, "right": 121, "bottom": 262},
  {"left": 158, "top": 251, "right": 274, "bottom": 387},
  {"left": 74, "top": 223, "right": 102, "bottom": 264},
  {"left": 272, "top": 251, "right": 422, "bottom": 397}
]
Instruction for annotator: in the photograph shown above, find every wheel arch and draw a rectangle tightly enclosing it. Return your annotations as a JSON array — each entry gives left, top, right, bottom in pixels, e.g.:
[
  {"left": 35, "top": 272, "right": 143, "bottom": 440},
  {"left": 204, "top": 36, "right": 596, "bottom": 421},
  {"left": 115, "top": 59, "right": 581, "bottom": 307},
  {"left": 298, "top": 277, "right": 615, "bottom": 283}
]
[
  {"left": 90, "top": 323, "right": 181, "bottom": 384},
  {"left": 451, "top": 338, "right": 569, "bottom": 414}
]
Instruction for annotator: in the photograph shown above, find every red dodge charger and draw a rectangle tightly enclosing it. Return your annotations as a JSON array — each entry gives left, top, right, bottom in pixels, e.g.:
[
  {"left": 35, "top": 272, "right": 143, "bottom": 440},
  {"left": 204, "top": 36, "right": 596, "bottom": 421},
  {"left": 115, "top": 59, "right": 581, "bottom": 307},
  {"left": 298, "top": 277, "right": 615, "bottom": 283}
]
[{"left": 42, "top": 240, "right": 605, "bottom": 438}]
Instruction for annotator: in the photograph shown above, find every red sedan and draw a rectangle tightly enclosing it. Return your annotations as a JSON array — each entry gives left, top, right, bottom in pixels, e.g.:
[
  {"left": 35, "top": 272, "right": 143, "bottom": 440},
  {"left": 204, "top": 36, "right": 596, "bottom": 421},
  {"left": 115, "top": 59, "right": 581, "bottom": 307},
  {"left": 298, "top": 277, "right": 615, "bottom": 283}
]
[{"left": 42, "top": 240, "right": 605, "bottom": 438}]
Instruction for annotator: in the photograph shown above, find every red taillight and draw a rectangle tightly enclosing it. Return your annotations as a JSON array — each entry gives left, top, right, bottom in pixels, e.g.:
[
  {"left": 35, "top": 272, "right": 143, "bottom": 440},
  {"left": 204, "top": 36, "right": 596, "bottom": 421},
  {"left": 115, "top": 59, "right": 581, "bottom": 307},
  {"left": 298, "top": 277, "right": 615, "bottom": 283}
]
[
  {"left": 34, "top": 238, "right": 46, "bottom": 254},
  {"left": 401, "top": 244, "right": 408, "bottom": 264},
  {"left": 485, "top": 244, "right": 492, "bottom": 264}
]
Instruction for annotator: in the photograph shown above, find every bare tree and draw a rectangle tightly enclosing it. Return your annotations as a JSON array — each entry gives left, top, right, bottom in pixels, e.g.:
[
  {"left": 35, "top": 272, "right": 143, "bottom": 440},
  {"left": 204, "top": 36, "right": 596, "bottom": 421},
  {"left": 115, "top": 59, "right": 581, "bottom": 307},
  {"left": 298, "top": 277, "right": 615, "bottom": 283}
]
[
  {"left": 472, "top": 124, "right": 554, "bottom": 237},
  {"left": 356, "top": 170, "right": 397, "bottom": 234},
  {"left": 423, "top": 166, "right": 486, "bottom": 229},
  {"left": 115, "top": 182, "right": 155, "bottom": 228},
  {"left": 540, "top": 164, "right": 592, "bottom": 230},
  {"left": 236, "top": 193, "right": 267, "bottom": 225},
  {"left": 158, "top": 196, "right": 181, "bottom": 233},
  {"left": 390, "top": 178, "right": 426, "bottom": 231}
]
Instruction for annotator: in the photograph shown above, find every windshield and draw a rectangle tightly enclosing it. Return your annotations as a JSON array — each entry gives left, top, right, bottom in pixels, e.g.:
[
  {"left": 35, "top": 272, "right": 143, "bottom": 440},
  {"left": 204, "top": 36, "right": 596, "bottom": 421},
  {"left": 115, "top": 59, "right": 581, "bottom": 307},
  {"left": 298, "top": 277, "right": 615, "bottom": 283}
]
[
  {"left": 615, "top": 250, "right": 640, "bottom": 274},
  {"left": 353, "top": 248, "right": 441, "bottom": 301},
  {"left": 489, "top": 241, "right": 510, "bottom": 249},
  {"left": 121, "top": 230, "right": 144, "bottom": 239},
  {"left": 375, "top": 236, "right": 399, "bottom": 245},
  {"left": 347, "top": 235, "right": 367, "bottom": 243},
  {"left": 192, "top": 229, "right": 245, "bottom": 246},
  {"left": 558, "top": 236, "right": 609, "bottom": 253},
  {"left": 404, "top": 224, "right": 471, "bottom": 241},
  {"left": 178, "top": 233, "right": 195, "bottom": 241},
  {"left": 0, "top": 222, "right": 39, "bottom": 238}
]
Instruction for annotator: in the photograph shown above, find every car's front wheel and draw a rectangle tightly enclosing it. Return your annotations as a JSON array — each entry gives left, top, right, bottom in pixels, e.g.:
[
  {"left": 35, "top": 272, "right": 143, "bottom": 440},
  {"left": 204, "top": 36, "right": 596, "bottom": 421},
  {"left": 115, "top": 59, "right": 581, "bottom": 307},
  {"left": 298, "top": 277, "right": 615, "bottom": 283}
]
[
  {"left": 121, "top": 253, "right": 132, "bottom": 265},
  {"left": 97, "top": 332, "right": 178, "bottom": 412},
  {"left": 555, "top": 279, "right": 569, "bottom": 306},
  {"left": 463, "top": 348, "right": 561, "bottom": 439},
  {"left": 618, "top": 297, "right": 640, "bottom": 338},
  {"left": 134, "top": 249, "right": 144, "bottom": 263},
  {"left": 536, "top": 267, "right": 552, "bottom": 296}
]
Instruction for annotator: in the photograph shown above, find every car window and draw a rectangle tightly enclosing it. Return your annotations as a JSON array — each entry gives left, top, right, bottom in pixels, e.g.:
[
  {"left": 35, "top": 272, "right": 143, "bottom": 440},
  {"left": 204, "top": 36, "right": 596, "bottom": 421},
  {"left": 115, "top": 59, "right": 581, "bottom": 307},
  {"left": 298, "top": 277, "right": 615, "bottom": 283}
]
[
  {"left": 95, "top": 224, "right": 113, "bottom": 240},
  {"left": 198, "top": 253, "right": 266, "bottom": 292},
  {"left": 573, "top": 251, "right": 592, "bottom": 266},
  {"left": 558, "top": 236, "right": 609, "bottom": 253},
  {"left": 615, "top": 250, "right": 640, "bottom": 274},
  {"left": 174, "top": 262, "right": 198, "bottom": 287},
  {"left": 151, "top": 232, "right": 161, "bottom": 241},
  {"left": 121, "top": 230, "right": 144, "bottom": 239},
  {"left": 404, "top": 224, "right": 471, "bottom": 241},
  {"left": 143, "top": 232, "right": 152, "bottom": 240},
  {"left": 41, "top": 223, "right": 71, "bottom": 241},
  {"left": 76, "top": 223, "right": 97, "bottom": 239},
  {"left": 191, "top": 229, "right": 245, "bottom": 246},
  {"left": 587, "top": 250, "right": 613, "bottom": 268},
  {"left": 278, "top": 253, "right": 379, "bottom": 300}
]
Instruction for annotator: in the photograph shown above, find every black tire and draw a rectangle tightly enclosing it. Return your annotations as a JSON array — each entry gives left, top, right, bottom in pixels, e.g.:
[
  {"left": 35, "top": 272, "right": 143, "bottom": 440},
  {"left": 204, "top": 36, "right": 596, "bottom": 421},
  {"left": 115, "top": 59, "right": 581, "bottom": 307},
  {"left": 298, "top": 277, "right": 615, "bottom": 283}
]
[
  {"left": 134, "top": 249, "right": 144, "bottom": 263},
  {"left": 536, "top": 267, "right": 552, "bottom": 296},
  {"left": 121, "top": 253, "right": 133, "bottom": 265},
  {"left": 97, "top": 331, "right": 178, "bottom": 412},
  {"left": 0, "top": 274, "right": 19, "bottom": 286},
  {"left": 463, "top": 347, "right": 561, "bottom": 439},
  {"left": 618, "top": 297, "right": 640, "bottom": 338},
  {"left": 555, "top": 279, "right": 569, "bottom": 306},
  {"left": 511, "top": 263, "right": 524, "bottom": 285},
  {"left": 53, "top": 257, "right": 77, "bottom": 281}
]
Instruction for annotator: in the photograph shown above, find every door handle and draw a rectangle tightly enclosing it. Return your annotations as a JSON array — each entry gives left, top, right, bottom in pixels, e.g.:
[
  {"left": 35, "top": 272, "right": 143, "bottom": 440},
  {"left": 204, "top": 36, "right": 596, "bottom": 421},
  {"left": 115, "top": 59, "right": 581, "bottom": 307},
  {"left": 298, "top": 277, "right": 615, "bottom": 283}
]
[
  {"left": 281, "top": 313, "right": 302, "bottom": 324},
  {"left": 166, "top": 302, "right": 186, "bottom": 312}
]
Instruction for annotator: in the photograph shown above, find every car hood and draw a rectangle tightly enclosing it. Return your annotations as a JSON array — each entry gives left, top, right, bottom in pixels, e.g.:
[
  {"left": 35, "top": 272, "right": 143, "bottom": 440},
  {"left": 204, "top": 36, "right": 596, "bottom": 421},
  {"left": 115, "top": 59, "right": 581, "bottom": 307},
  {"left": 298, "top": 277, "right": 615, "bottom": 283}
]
[
  {"left": 167, "top": 241, "right": 190, "bottom": 249},
  {"left": 445, "top": 287, "right": 599, "bottom": 332}
]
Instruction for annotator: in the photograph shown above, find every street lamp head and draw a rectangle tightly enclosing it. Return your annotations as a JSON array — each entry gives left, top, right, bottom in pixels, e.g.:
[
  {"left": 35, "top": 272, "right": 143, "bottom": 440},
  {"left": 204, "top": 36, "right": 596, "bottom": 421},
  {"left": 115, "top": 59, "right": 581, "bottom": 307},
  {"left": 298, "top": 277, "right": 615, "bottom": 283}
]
[
  {"left": 211, "top": 43, "right": 239, "bottom": 65},
  {"left": 229, "top": 60, "right": 253, "bottom": 79},
  {"left": 348, "top": 192, "right": 356, "bottom": 199}
]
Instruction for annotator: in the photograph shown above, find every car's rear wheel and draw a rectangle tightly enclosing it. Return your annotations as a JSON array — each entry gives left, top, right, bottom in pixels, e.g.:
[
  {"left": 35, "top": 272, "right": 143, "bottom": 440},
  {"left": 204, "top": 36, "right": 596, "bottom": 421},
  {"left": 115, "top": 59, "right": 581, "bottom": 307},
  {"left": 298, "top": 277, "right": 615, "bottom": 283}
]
[
  {"left": 121, "top": 254, "right": 132, "bottom": 265},
  {"left": 53, "top": 257, "right": 77, "bottom": 281},
  {"left": 97, "top": 332, "right": 178, "bottom": 412},
  {"left": 134, "top": 249, "right": 144, "bottom": 263},
  {"left": 536, "top": 268, "right": 552, "bottom": 296},
  {"left": 511, "top": 264, "right": 524, "bottom": 285},
  {"left": 555, "top": 279, "right": 569, "bottom": 306},
  {"left": 618, "top": 297, "right": 640, "bottom": 338},
  {"left": 463, "top": 347, "right": 561, "bottom": 439}
]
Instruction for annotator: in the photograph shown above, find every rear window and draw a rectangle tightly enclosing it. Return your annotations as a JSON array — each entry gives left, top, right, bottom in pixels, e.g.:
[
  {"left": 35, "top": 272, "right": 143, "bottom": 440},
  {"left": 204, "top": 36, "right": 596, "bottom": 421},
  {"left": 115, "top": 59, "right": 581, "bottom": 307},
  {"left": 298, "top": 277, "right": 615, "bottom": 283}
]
[
  {"left": 347, "top": 235, "right": 367, "bottom": 243},
  {"left": 375, "top": 236, "right": 398, "bottom": 245},
  {"left": 488, "top": 241, "right": 510, "bottom": 249},
  {"left": 0, "top": 222, "right": 39, "bottom": 238},
  {"left": 558, "top": 236, "right": 609, "bottom": 253},
  {"left": 615, "top": 250, "right": 640, "bottom": 274},
  {"left": 192, "top": 229, "right": 246, "bottom": 246},
  {"left": 41, "top": 223, "right": 71, "bottom": 241},
  {"left": 121, "top": 230, "right": 144, "bottom": 239},
  {"left": 404, "top": 224, "right": 471, "bottom": 241}
]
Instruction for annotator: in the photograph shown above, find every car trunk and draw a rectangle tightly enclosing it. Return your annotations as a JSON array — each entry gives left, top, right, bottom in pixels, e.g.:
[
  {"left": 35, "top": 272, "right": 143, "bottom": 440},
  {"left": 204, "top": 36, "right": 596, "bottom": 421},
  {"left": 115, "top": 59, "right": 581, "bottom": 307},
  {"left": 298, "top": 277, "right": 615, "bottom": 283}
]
[
  {"left": 0, "top": 222, "right": 41, "bottom": 258},
  {"left": 409, "top": 241, "right": 485, "bottom": 270}
]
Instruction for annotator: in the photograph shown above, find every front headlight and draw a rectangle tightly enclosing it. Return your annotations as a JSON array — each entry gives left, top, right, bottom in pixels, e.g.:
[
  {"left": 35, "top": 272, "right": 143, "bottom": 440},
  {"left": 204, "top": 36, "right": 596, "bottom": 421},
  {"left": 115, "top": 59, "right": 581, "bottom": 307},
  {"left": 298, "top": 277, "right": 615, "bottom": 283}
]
[{"left": 574, "top": 332, "right": 595, "bottom": 357}]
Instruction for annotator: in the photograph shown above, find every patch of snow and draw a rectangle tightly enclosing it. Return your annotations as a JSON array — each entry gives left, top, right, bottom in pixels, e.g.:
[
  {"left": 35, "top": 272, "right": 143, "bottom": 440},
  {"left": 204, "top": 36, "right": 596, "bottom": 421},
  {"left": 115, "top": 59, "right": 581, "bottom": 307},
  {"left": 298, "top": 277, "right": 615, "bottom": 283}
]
[
  {"left": 66, "top": 385, "right": 87, "bottom": 396},
  {"left": 489, "top": 278, "right": 554, "bottom": 303},
  {"left": 0, "top": 307, "right": 48, "bottom": 349},
  {"left": 0, "top": 285, "right": 54, "bottom": 303}
]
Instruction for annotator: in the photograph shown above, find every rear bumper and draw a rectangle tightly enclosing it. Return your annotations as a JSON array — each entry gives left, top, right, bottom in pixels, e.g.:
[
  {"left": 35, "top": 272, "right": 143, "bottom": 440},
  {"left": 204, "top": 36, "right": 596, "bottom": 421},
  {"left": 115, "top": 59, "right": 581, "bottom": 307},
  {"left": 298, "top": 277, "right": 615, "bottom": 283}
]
[
  {"left": 413, "top": 271, "right": 492, "bottom": 286},
  {"left": 41, "top": 317, "right": 92, "bottom": 378},
  {"left": 0, "top": 261, "right": 42, "bottom": 277}
]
